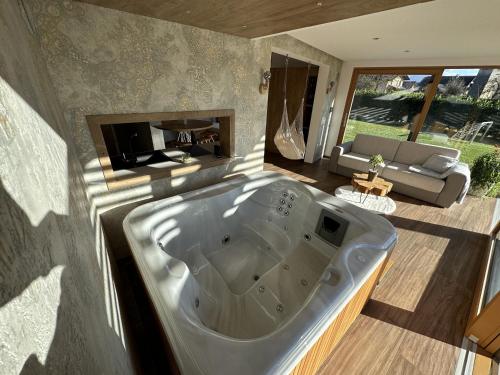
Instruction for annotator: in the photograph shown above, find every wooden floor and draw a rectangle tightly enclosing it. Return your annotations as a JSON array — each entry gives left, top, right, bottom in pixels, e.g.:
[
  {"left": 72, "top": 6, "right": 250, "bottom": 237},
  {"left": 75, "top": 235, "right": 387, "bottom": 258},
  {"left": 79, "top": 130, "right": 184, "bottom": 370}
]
[{"left": 264, "top": 153, "right": 496, "bottom": 375}]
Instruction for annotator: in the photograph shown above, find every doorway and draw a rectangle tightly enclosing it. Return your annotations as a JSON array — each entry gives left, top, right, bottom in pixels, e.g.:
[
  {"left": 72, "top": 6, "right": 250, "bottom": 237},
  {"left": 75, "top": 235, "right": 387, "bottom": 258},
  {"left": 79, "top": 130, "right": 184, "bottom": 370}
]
[{"left": 265, "top": 52, "right": 320, "bottom": 160}]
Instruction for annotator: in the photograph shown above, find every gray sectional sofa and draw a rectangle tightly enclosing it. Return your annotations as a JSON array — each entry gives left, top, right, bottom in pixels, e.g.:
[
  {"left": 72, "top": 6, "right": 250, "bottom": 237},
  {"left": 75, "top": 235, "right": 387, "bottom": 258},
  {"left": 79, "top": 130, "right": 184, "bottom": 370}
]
[{"left": 329, "top": 134, "right": 470, "bottom": 208}]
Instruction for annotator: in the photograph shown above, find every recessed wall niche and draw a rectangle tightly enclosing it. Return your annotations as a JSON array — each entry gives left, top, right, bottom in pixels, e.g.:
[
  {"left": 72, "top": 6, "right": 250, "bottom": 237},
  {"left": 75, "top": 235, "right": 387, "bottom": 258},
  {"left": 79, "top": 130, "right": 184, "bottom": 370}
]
[{"left": 87, "top": 109, "right": 235, "bottom": 190}]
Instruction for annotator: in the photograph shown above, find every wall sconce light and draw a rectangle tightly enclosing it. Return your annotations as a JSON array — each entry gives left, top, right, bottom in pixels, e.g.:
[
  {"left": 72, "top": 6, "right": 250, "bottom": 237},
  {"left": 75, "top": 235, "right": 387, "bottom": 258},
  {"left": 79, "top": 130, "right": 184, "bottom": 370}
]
[
  {"left": 326, "top": 80, "right": 336, "bottom": 95},
  {"left": 259, "top": 71, "right": 271, "bottom": 94}
]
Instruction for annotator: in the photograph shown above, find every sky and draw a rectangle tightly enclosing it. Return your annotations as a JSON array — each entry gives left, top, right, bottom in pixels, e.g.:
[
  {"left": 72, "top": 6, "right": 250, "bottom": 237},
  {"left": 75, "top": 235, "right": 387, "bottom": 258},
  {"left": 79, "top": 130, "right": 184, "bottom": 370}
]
[
  {"left": 409, "top": 69, "right": 480, "bottom": 82},
  {"left": 442, "top": 69, "right": 480, "bottom": 76}
]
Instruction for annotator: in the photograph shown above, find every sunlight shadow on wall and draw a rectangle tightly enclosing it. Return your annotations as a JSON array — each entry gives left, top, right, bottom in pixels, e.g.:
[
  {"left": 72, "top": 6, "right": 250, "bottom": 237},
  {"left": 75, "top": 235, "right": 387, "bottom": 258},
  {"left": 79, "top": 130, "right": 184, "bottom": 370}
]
[
  {"left": 0, "top": 77, "right": 71, "bottom": 372},
  {"left": 0, "top": 265, "right": 64, "bottom": 374},
  {"left": 0, "top": 79, "right": 68, "bottom": 225},
  {"left": 227, "top": 136, "right": 265, "bottom": 177},
  {"left": 0, "top": 77, "right": 133, "bottom": 363},
  {"left": 83, "top": 157, "right": 154, "bottom": 343}
]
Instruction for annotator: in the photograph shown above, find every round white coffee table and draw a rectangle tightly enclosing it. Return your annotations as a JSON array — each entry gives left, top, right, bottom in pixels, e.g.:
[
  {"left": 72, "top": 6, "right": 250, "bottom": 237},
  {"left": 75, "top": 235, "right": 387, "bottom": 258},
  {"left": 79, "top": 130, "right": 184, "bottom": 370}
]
[{"left": 334, "top": 185, "right": 396, "bottom": 215}]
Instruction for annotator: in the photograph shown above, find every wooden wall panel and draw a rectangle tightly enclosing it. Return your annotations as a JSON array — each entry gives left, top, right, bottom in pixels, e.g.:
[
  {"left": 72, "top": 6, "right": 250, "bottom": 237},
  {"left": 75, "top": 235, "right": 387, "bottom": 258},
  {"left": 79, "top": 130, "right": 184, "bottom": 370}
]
[
  {"left": 472, "top": 349, "right": 493, "bottom": 375},
  {"left": 485, "top": 334, "right": 500, "bottom": 355},
  {"left": 290, "top": 261, "right": 385, "bottom": 375},
  {"left": 466, "top": 224, "right": 500, "bottom": 355},
  {"left": 467, "top": 293, "right": 500, "bottom": 349}
]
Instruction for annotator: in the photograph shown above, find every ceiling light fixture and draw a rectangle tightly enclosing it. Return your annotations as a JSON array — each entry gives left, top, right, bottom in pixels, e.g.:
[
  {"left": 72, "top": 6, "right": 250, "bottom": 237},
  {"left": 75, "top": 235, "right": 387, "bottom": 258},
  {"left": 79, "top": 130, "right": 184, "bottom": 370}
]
[
  {"left": 317, "top": 2, "right": 323, "bottom": 6},
  {"left": 242, "top": 25, "right": 247, "bottom": 29}
]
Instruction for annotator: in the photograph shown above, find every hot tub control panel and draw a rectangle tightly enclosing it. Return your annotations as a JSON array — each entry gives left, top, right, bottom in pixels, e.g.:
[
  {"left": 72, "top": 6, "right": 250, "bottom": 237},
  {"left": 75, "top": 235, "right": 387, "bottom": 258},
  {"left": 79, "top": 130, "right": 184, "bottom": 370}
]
[{"left": 315, "top": 209, "right": 349, "bottom": 247}]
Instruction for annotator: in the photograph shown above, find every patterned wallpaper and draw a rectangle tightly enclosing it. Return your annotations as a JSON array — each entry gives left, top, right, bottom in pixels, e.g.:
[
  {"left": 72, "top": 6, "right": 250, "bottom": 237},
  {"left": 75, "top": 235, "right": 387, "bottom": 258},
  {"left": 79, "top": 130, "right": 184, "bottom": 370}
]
[
  {"left": 0, "top": 0, "right": 342, "bottom": 372},
  {"left": 26, "top": 0, "right": 342, "bottom": 205}
]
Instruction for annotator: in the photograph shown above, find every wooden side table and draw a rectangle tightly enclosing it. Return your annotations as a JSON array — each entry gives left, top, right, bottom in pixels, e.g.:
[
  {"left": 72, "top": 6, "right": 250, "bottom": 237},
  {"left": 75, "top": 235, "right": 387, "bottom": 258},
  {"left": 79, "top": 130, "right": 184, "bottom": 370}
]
[{"left": 351, "top": 173, "right": 393, "bottom": 203}]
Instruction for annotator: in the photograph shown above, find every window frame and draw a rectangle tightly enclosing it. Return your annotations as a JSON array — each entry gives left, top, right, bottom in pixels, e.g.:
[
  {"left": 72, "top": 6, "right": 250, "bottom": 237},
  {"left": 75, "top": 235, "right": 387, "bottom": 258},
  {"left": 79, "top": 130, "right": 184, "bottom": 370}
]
[{"left": 337, "top": 66, "right": 500, "bottom": 145}]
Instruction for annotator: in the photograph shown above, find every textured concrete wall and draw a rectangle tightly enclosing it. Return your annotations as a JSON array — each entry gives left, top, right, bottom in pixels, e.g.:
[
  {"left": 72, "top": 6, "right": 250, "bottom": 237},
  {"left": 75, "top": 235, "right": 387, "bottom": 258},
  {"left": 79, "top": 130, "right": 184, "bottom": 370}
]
[
  {"left": 0, "top": 0, "right": 341, "bottom": 373},
  {"left": 0, "top": 1, "right": 133, "bottom": 374}
]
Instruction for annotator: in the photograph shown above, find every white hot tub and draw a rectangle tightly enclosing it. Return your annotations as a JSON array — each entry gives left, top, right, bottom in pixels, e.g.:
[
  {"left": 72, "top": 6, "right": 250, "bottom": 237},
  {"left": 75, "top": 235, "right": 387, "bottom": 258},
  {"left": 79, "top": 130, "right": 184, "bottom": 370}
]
[{"left": 123, "top": 171, "right": 397, "bottom": 374}]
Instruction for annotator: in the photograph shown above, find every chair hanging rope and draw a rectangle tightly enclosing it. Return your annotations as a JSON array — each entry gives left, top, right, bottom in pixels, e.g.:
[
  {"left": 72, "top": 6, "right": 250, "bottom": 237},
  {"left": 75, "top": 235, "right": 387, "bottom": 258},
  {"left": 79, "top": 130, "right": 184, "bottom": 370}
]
[
  {"left": 290, "top": 63, "right": 310, "bottom": 157},
  {"left": 274, "top": 55, "right": 309, "bottom": 160}
]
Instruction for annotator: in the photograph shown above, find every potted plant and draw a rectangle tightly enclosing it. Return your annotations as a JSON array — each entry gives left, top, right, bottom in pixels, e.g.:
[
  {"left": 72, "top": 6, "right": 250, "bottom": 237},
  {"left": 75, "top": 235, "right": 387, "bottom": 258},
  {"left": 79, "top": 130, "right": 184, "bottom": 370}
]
[
  {"left": 172, "top": 152, "right": 192, "bottom": 164},
  {"left": 180, "top": 152, "right": 192, "bottom": 164},
  {"left": 469, "top": 150, "right": 500, "bottom": 197},
  {"left": 368, "top": 154, "right": 384, "bottom": 181}
]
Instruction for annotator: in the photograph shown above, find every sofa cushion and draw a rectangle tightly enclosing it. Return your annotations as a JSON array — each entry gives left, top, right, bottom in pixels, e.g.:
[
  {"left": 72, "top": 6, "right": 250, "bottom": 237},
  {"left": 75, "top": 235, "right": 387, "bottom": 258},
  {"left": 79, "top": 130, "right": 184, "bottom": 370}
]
[
  {"left": 409, "top": 164, "right": 446, "bottom": 179},
  {"left": 381, "top": 162, "right": 445, "bottom": 193},
  {"left": 393, "top": 141, "right": 460, "bottom": 166},
  {"left": 351, "top": 134, "right": 401, "bottom": 162},
  {"left": 422, "top": 154, "right": 458, "bottom": 173},
  {"left": 338, "top": 152, "right": 371, "bottom": 172}
]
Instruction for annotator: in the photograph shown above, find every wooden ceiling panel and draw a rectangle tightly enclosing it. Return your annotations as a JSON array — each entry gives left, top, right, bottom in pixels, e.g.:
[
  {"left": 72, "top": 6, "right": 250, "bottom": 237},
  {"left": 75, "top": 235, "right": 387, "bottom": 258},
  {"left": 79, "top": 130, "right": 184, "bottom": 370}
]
[{"left": 77, "top": 0, "right": 432, "bottom": 38}]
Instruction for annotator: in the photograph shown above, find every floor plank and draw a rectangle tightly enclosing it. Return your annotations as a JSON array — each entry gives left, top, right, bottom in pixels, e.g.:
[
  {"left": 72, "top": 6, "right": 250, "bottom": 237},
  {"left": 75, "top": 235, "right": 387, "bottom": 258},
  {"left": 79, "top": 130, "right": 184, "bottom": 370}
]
[{"left": 263, "top": 153, "right": 495, "bottom": 375}]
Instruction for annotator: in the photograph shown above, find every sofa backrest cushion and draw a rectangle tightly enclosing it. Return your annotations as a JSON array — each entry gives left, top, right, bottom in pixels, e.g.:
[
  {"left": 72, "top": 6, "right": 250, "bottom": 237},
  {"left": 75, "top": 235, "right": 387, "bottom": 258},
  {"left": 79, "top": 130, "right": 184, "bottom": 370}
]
[
  {"left": 394, "top": 141, "right": 460, "bottom": 166},
  {"left": 422, "top": 154, "right": 458, "bottom": 173},
  {"left": 351, "top": 134, "right": 401, "bottom": 161}
]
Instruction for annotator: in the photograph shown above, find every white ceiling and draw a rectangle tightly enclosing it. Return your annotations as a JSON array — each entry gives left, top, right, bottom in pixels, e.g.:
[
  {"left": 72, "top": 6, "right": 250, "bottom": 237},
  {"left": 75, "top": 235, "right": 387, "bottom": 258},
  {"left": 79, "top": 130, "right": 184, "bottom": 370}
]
[{"left": 288, "top": 0, "right": 500, "bottom": 61}]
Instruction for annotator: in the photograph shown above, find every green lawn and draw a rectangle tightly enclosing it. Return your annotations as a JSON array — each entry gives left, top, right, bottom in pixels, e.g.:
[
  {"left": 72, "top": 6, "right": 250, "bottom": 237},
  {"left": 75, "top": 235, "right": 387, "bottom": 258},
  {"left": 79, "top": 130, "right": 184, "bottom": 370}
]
[
  {"left": 345, "top": 120, "right": 410, "bottom": 143},
  {"left": 344, "top": 119, "right": 496, "bottom": 166}
]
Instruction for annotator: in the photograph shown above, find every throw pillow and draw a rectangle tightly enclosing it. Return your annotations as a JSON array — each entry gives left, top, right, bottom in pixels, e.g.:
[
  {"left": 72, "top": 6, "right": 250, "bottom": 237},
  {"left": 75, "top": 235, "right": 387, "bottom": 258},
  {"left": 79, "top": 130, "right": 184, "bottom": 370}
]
[{"left": 422, "top": 154, "right": 458, "bottom": 173}]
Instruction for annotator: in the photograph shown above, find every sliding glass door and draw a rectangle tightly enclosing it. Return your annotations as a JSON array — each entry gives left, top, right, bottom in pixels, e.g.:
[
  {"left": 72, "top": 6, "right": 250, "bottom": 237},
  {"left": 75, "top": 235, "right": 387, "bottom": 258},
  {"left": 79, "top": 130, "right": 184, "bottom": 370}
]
[
  {"left": 416, "top": 68, "right": 500, "bottom": 166},
  {"left": 342, "top": 70, "right": 438, "bottom": 143},
  {"left": 339, "top": 67, "right": 500, "bottom": 169}
]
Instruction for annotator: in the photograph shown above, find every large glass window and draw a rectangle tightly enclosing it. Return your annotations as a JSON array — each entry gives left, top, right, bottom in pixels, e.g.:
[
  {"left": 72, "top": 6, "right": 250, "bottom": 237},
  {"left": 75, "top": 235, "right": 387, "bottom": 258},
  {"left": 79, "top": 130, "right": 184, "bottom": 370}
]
[
  {"left": 344, "top": 73, "right": 433, "bottom": 143},
  {"left": 416, "top": 68, "right": 500, "bottom": 166},
  {"left": 340, "top": 67, "right": 500, "bottom": 170}
]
